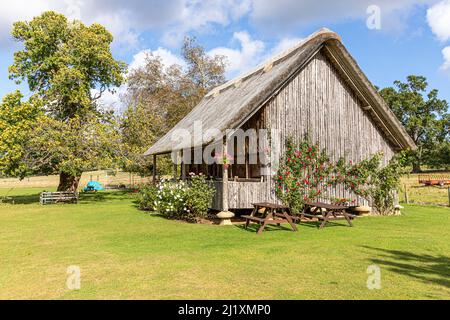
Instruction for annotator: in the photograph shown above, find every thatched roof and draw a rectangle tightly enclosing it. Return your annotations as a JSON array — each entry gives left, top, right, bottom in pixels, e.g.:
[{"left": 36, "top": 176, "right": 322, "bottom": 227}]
[{"left": 145, "top": 28, "right": 416, "bottom": 156}]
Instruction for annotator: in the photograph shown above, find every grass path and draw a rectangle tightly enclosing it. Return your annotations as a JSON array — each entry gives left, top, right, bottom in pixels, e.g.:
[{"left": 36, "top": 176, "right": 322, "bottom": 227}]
[{"left": 0, "top": 188, "right": 449, "bottom": 299}]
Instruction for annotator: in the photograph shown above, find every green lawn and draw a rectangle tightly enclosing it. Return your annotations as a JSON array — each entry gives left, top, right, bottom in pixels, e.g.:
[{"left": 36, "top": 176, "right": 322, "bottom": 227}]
[{"left": 0, "top": 188, "right": 449, "bottom": 300}]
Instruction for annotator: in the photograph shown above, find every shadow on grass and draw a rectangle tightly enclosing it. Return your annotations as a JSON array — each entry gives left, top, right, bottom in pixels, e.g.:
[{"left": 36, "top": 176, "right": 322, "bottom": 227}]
[
  {"left": 363, "top": 246, "right": 450, "bottom": 289},
  {"left": 78, "top": 190, "right": 135, "bottom": 204},
  {"left": 235, "top": 223, "right": 294, "bottom": 233},
  {"left": 1, "top": 190, "right": 134, "bottom": 205},
  {"left": 295, "top": 219, "right": 353, "bottom": 229},
  {"left": 1, "top": 193, "right": 40, "bottom": 204}
]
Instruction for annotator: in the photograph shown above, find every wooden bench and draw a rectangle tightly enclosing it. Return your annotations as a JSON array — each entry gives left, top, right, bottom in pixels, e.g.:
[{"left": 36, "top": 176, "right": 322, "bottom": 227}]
[
  {"left": 39, "top": 192, "right": 78, "bottom": 205},
  {"left": 302, "top": 202, "right": 356, "bottom": 229},
  {"left": 242, "top": 202, "right": 298, "bottom": 235}
]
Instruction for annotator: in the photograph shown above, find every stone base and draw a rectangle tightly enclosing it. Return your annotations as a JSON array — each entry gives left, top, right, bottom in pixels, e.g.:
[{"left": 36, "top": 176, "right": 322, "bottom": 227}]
[
  {"left": 217, "top": 211, "right": 235, "bottom": 226},
  {"left": 353, "top": 205, "right": 372, "bottom": 215}
]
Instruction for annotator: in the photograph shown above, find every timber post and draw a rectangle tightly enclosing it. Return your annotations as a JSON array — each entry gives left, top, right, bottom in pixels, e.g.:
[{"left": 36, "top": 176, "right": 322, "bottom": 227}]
[
  {"left": 404, "top": 184, "right": 409, "bottom": 204},
  {"left": 173, "top": 151, "right": 178, "bottom": 180},
  {"left": 152, "top": 154, "right": 157, "bottom": 184},
  {"left": 222, "top": 137, "right": 229, "bottom": 212},
  {"left": 181, "top": 149, "right": 186, "bottom": 181}
]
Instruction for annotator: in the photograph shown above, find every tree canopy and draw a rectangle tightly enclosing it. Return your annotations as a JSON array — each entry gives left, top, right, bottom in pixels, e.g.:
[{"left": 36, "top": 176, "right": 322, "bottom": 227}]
[
  {"left": 9, "top": 11, "right": 126, "bottom": 121},
  {"left": 379, "top": 75, "right": 449, "bottom": 171}
]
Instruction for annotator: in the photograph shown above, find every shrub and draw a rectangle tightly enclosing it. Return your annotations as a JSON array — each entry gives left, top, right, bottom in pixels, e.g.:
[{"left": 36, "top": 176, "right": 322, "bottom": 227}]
[
  {"left": 154, "top": 180, "right": 188, "bottom": 219},
  {"left": 137, "top": 183, "right": 158, "bottom": 210},
  {"left": 335, "top": 153, "right": 404, "bottom": 215},
  {"left": 138, "top": 173, "right": 215, "bottom": 222},
  {"left": 275, "top": 138, "right": 334, "bottom": 214},
  {"left": 185, "top": 174, "right": 216, "bottom": 219}
]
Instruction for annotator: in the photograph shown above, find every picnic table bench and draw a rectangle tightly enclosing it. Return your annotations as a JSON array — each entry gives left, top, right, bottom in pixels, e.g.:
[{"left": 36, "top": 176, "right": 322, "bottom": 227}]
[
  {"left": 39, "top": 191, "right": 78, "bottom": 205},
  {"left": 242, "top": 202, "right": 298, "bottom": 235},
  {"left": 301, "top": 202, "right": 355, "bottom": 229}
]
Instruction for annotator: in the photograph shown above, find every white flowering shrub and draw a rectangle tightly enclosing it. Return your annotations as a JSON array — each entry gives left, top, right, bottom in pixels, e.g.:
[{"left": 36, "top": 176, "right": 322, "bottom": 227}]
[
  {"left": 154, "top": 179, "right": 188, "bottom": 217},
  {"left": 138, "top": 174, "right": 215, "bottom": 222}
]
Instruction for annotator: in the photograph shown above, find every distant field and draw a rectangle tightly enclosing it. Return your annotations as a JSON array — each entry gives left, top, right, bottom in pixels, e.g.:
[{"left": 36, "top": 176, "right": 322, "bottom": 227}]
[
  {"left": 399, "top": 173, "right": 450, "bottom": 207},
  {"left": 0, "top": 170, "right": 150, "bottom": 190}
]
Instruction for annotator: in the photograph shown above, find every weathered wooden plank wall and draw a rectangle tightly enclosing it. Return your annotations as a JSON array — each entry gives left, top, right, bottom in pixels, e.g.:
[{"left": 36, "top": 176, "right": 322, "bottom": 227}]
[
  {"left": 212, "top": 181, "right": 270, "bottom": 210},
  {"left": 212, "top": 48, "right": 396, "bottom": 210}
]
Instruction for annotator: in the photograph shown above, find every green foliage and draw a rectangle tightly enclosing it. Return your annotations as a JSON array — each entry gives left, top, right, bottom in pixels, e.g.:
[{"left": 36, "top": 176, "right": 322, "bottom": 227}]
[
  {"left": 0, "top": 91, "right": 42, "bottom": 178},
  {"left": 137, "top": 183, "right": 159, "bottom": 211},
  {"left": 333, "top": 152, "right": 383, "bottom": 198},
  {"left": 379, "top": 75, "right": 449, "bottom": 171},
  {"left": 335, "top": 153, "right": 404, "bottom": 215},
  {"left": 9, "top": 11, "right": 126, "bottom": 121},
  {"left": 275, "top": 138, "right": 334, "bottom": 214},
  {"left": 185, "top": 174, "right": 216, "bottom": 218},
  {"left": 138, "top": 174, "right": 215, "bottom": 222},
  {"left": 426, "top": 141, "right": 450, "bottom": 170}
]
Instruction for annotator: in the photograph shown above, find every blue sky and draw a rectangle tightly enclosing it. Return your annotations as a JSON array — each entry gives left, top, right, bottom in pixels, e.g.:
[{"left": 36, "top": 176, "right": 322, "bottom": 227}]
[{"left": 0, "top": 0, "right": 449, "bottom": 111}]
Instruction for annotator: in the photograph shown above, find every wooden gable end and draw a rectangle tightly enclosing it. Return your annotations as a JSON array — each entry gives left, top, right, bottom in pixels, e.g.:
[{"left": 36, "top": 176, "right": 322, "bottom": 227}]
[{"left": 248, "top": 48, "right": 396, "bottom": 164}]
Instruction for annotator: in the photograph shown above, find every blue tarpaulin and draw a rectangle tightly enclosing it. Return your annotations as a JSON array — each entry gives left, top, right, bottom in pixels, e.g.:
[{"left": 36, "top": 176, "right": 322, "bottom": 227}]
[{"left": 83, "top": 181, "right": 104, "bottom": 192}]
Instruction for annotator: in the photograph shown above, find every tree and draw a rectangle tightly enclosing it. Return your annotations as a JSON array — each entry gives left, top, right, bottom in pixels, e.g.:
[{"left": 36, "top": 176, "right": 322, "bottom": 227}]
[
  {"left": 6, "top": 11, "right": 126, "bottom": 190},
  {"left": 379, "top": 75, "right": 449, "bottom": 172},
  {"left": 121, "top": 37, "right": 226, "bottom": 174}
]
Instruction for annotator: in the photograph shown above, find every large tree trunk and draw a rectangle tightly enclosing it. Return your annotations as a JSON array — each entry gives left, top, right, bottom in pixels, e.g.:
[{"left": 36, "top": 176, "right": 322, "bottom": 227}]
[
  {"left": 411, "top": 148, "right": 422, "bottom": 173},
  {"left": 412, "top": 162, "right": 422, "bottom": 173},
  {"left": 57, "top": 172, "right": 81, "bottom": 192}
]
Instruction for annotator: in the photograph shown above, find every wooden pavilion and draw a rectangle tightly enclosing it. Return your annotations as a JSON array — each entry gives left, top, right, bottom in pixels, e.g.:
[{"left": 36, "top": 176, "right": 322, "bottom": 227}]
[{"left": 144, "top": 28, "right": 416, "bottom": 211}]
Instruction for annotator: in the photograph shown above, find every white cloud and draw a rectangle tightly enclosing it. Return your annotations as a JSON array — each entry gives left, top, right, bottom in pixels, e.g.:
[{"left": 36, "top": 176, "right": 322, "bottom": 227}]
[
  {"left": 441, "top": 46, "right": 450, "bottom": 71},
  {"left": 269, "top": 37, "right": 304, "bottom": 57},
  {"left": 0, "top": 0, "right": 54, "bottom": 46},
  {"left": 250, "top": 0, "right": 435, "bottom": 33},
  {"left": 0, "top": 0, "right": 252, "bottom": 49},
  {"left": 427, "top": 0, "right": 450, "bottom": 42},
  {"left": 208, "top": 31, "right": 265, "bottom": 77},
  {"left": 162, "top": 0, "right": 252, "bottom": 46},
  {"left": 0, "top": 0, "right": 436, "bottom": 50},
  {"left": 208, "top": 32, "right": 304, "bottom": 78},
  {"left": 93, "top": 87, "right": 127, "bottom": 113},
  {"left": 102, "top": 32, "right": 305, "bottom": 110},
  {"left": 128, "top": 48, "right": 185, "bottom": 72}
]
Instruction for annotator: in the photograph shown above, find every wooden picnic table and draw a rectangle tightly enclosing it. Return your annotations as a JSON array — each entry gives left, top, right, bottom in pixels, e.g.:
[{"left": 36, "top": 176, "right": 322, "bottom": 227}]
[
  {"left": 301, "top": 202, "right": 355, "bottom": 229},
  {"left": 242, "top": 202, "right": 298, "bottom": 235}
]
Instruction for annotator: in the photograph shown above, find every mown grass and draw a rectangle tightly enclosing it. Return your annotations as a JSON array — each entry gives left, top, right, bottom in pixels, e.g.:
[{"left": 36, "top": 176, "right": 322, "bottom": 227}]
[
  {"left": 399, "top": 173, "right": 449, "bottom": 206},
  {"left": 0, "top": 187, "right": 449, "bottom": 300}
]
